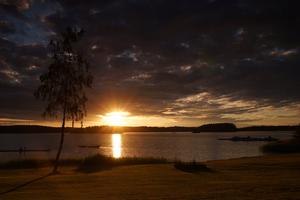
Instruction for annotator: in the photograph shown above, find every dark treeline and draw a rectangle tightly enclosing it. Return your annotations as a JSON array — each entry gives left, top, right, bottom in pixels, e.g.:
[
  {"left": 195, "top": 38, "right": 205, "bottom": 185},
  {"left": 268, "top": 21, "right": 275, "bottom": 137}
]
[
  {"left": 0, "top": 125, "right": 195, "bottom": 134},
  {"left": 0, "top": 125, "right": 61, "bottom": 133},
  {"left": 0, "top": 124, "right": 298, "bottom": 134},
  {"left": 193, "top": 123, "right": 237, "bottom": 133},
  {"left": 238, "top": 126, "right": 297, "bottom": 131},
  {"left": 193, "top": 123, "right": 298, "bottom": 133}
]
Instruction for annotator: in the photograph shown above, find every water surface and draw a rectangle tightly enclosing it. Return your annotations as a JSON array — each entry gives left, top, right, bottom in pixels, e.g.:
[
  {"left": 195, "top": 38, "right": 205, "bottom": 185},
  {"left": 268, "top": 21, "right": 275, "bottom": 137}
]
[{"left": 0, "top": 131, "right": 293, "bottom": 162}]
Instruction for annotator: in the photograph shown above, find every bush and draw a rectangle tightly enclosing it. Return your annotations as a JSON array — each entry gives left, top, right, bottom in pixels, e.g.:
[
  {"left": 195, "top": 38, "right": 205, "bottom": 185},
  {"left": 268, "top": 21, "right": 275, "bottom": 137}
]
[
  {"left": 261, "top": 140, "right": 300, "bottom": 154},
  {"left": 116, "top": 157, "right": 167, "bottom": 166},
  {"left": 0, "top": 160, "right": 42, "bottom": 169},
  {"left": 174, "top": 161, "right": 211, "bottom": 173},
  {"left": 293, "top": 125, "right": 300, "bottom": 139},
  {"left": 77, "top": 154, "right": 168, "bottom": 173},
  {"left": 77, "top": 154, "right": 114, "bottom": 172}
]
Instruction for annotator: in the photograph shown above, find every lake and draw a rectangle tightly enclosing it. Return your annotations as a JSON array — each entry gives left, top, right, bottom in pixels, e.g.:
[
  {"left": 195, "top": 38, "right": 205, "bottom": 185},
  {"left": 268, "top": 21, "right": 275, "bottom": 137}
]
[{"left": 0, "top": 131, "right": 293, "bottom": 162}]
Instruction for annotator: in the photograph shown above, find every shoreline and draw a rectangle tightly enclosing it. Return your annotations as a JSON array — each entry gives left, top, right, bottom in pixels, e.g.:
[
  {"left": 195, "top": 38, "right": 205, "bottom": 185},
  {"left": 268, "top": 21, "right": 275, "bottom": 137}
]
[
  {"left": 0, "top": 153, "right": 279, "bottom": 166},
  {"left": 0, "top": 130, "right": 295, "bottom": 135},
  {"left": 0, "top": 124, "right": 297, "bottom": 134}
]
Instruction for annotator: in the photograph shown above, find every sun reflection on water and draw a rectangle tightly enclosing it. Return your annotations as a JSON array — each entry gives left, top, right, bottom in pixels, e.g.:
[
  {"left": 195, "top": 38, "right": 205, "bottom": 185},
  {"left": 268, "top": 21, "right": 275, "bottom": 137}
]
[{"left": 112, "top": 134, "right": 122, "bottom": 158}]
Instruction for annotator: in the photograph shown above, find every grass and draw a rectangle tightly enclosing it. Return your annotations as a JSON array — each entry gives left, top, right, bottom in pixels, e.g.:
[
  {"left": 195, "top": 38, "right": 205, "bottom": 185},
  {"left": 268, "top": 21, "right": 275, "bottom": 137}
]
[
  {"left": 0, "top": 154, "right": 299, "bottom": 200},
  {"left": 261, "top": 139, "right": 300, "bottom": 154},
  {"left": 0, "top": 160, "right": 42, "bottom": 170},
  {"left": 174, "top": 160, "right": 211, "bottom": 173},
  {"left": 261, "top": 129, "right": 300, "bottom": 154},
  {"left": 78, "top": 154, "right": 167, "bottom": 172},
  {"left": 0, "top": 154, "right": 168, "bottom": 172},
  {"left": 261, "top": 128, "right": 300, "bottom": 154},
  {"left": 0, "top": 159, "right": 81, "bottom": 170},
  {"left": 77, "top": 154, "right": 114, "bottom": 172}
]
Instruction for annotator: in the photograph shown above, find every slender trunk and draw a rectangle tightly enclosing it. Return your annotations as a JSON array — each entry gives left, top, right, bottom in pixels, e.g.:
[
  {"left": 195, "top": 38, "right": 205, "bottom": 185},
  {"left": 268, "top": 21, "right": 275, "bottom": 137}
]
[{"left": 53, "top": 106, "right": 66, "bottom": 173}]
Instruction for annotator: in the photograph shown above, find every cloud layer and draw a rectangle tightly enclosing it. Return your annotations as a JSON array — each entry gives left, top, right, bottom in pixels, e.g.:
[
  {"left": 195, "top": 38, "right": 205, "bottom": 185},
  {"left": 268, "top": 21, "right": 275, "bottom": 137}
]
[{"left": 1, "top": 0, "right": 300, "bottom": 126}]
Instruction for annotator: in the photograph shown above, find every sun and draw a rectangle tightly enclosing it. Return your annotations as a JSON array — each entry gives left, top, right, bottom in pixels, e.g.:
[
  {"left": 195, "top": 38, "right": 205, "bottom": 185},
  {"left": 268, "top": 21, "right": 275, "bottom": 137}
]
[{"left": 103, "top": 111, "right": 129, "bottom": 126}]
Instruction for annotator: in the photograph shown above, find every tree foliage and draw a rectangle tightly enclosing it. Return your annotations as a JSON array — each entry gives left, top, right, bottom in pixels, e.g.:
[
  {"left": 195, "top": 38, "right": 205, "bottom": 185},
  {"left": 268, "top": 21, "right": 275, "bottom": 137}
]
[
  {"left": 35, "top": 27, "right": 92, "bottom": 173},
  {"left": 35, "top": 27, "right": 92, "bottom": 122}
]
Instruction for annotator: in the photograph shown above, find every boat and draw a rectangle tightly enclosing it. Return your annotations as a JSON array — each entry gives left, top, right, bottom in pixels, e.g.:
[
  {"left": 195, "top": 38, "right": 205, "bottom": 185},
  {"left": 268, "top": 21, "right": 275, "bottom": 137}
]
[{"left": 218, "top": 136, "right": 278, "bottom": 142}]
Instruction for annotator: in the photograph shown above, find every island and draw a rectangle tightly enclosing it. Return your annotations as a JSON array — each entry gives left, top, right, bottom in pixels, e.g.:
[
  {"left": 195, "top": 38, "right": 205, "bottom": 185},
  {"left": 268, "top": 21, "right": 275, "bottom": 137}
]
[{"left": 192, "top": 123, "right": 237, "bottom": 133}]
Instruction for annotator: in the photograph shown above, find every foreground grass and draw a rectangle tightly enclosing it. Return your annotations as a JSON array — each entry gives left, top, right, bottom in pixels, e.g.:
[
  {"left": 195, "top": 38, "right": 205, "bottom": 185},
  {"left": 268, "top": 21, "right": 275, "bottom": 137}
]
[
  {"left": 0, "top": 155, "right": 168, "bottom": 172},
  {"left": 0, "top": 154, "right": 300, "bottom": 200}
]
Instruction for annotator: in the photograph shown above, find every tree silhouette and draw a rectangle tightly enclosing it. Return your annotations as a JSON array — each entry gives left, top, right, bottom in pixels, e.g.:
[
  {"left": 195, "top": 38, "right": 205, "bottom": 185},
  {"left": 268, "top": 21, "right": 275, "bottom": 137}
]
[{"left": 35, "top": 27, "right": 93, "bottom": 173}]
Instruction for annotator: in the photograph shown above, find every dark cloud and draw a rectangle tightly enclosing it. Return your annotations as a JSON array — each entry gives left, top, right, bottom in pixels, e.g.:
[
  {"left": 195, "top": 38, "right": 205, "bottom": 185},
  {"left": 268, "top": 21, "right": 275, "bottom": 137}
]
[
  {"left": 0, "top": 20, "right": 15, "bottom": 33},
  {"left": 1, "top": 0, "right": 300, "bottom": 126},
  {"left": 0, "top": 0, "right": 32, "bottom": 11}
]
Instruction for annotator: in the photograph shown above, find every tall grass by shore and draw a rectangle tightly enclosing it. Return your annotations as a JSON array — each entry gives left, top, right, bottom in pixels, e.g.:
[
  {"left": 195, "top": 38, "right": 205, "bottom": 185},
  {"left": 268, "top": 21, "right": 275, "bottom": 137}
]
[
  {"left": 0, "top": 154, "right": 168, "bottom": 172},
  {"left": 174, "top": 160, "right": 212, "bottom": 173},
  {"left": 261, "top": 128, "right": 300, "bottom": 154},
  {"left": 0, "top": 154, "right": 211, "bottom": 173},
  {"left": 77, "top": 154, "right": 168, "bottom": 172},
  {"left": 261, "top": 139, "right": 300, "bottom": 154},
  {"left": 0, "top": 158, "right": 82, "bottom": 170}
]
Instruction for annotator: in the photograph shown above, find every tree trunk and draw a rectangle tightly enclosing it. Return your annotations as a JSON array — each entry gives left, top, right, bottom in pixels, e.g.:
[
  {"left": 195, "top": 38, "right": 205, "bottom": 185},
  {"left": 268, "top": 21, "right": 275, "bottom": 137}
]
[{"left": 53, "top": 107, "right": 66, "bottom": 173}]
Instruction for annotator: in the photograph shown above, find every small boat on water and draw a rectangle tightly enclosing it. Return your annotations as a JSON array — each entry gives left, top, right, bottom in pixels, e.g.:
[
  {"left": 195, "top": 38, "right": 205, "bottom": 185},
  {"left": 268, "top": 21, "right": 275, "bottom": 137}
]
[
  {"left": 78, "top": 145, "right": 100, "bottom": 148},
  {"left": 218, "top": 136, "right": 278, "bottom": 142}
]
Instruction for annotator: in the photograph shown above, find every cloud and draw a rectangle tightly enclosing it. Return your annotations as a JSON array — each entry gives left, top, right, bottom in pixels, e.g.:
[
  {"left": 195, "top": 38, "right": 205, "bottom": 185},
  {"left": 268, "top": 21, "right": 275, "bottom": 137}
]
[
  {"left": 1, "top": 0, "right": 300, "bottom": 126},
  {"left": 269, "top": 48, "right": 298, "bottom": 57},
  {"left": 0, "top": 20, "right": 15, "bottom": 33},
  {"left": 0, "top": 0, "right": 32, "bottom": 11}
]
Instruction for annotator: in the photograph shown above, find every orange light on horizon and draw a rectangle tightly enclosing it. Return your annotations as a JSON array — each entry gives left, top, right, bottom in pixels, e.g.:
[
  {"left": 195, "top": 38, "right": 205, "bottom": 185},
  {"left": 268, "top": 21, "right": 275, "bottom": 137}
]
[{"left": 101, "top": 111, "right": 130, "bottom": 126}]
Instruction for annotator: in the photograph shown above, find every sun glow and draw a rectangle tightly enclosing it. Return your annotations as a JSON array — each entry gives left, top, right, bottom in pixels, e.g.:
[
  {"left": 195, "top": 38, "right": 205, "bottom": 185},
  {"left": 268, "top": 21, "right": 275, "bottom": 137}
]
[
  {"left": 102, "top": 111, "right": 130, "bottom": 126},
  {"left": 112, "top": 134, "right": 122, "bottom": 158}
]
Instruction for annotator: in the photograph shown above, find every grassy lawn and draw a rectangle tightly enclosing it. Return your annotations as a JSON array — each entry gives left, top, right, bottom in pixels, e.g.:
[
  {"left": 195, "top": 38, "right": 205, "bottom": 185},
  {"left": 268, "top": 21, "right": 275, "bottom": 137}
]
[{"left": 0, "top": 154, "right": 300, "bottom": 200}]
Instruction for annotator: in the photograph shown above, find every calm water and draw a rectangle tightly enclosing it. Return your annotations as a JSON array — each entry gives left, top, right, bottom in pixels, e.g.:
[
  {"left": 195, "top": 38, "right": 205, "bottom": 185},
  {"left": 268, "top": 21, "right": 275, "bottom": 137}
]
[{"left": 0, "top": 131, "right": 293, "bottom": 162}]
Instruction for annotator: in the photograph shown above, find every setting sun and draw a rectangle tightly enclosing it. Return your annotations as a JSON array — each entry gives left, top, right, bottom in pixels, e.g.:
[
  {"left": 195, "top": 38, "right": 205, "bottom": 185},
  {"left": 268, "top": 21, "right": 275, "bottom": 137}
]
[{"left": 102, "top": 111, "right": 130, "bottom": 126}]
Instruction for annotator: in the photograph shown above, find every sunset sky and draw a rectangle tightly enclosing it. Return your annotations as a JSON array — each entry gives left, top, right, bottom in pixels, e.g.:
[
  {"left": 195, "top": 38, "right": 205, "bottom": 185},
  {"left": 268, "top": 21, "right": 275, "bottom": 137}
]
[{"left": 0, "top": 0, "right": 300, "bottom": 127}]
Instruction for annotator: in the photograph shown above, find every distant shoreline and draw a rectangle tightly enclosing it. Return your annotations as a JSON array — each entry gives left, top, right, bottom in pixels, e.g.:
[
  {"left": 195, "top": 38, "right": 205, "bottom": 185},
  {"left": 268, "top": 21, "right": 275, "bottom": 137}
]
[{"left": 0, "top": 124, "right": 297, "bottom": 134}]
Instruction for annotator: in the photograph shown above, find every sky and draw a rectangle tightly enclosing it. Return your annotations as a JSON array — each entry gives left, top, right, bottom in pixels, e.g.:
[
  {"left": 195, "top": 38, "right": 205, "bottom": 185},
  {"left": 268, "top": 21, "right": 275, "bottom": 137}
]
[{"left": 0, "top": 0, "right": 300, "bottom": 127}]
